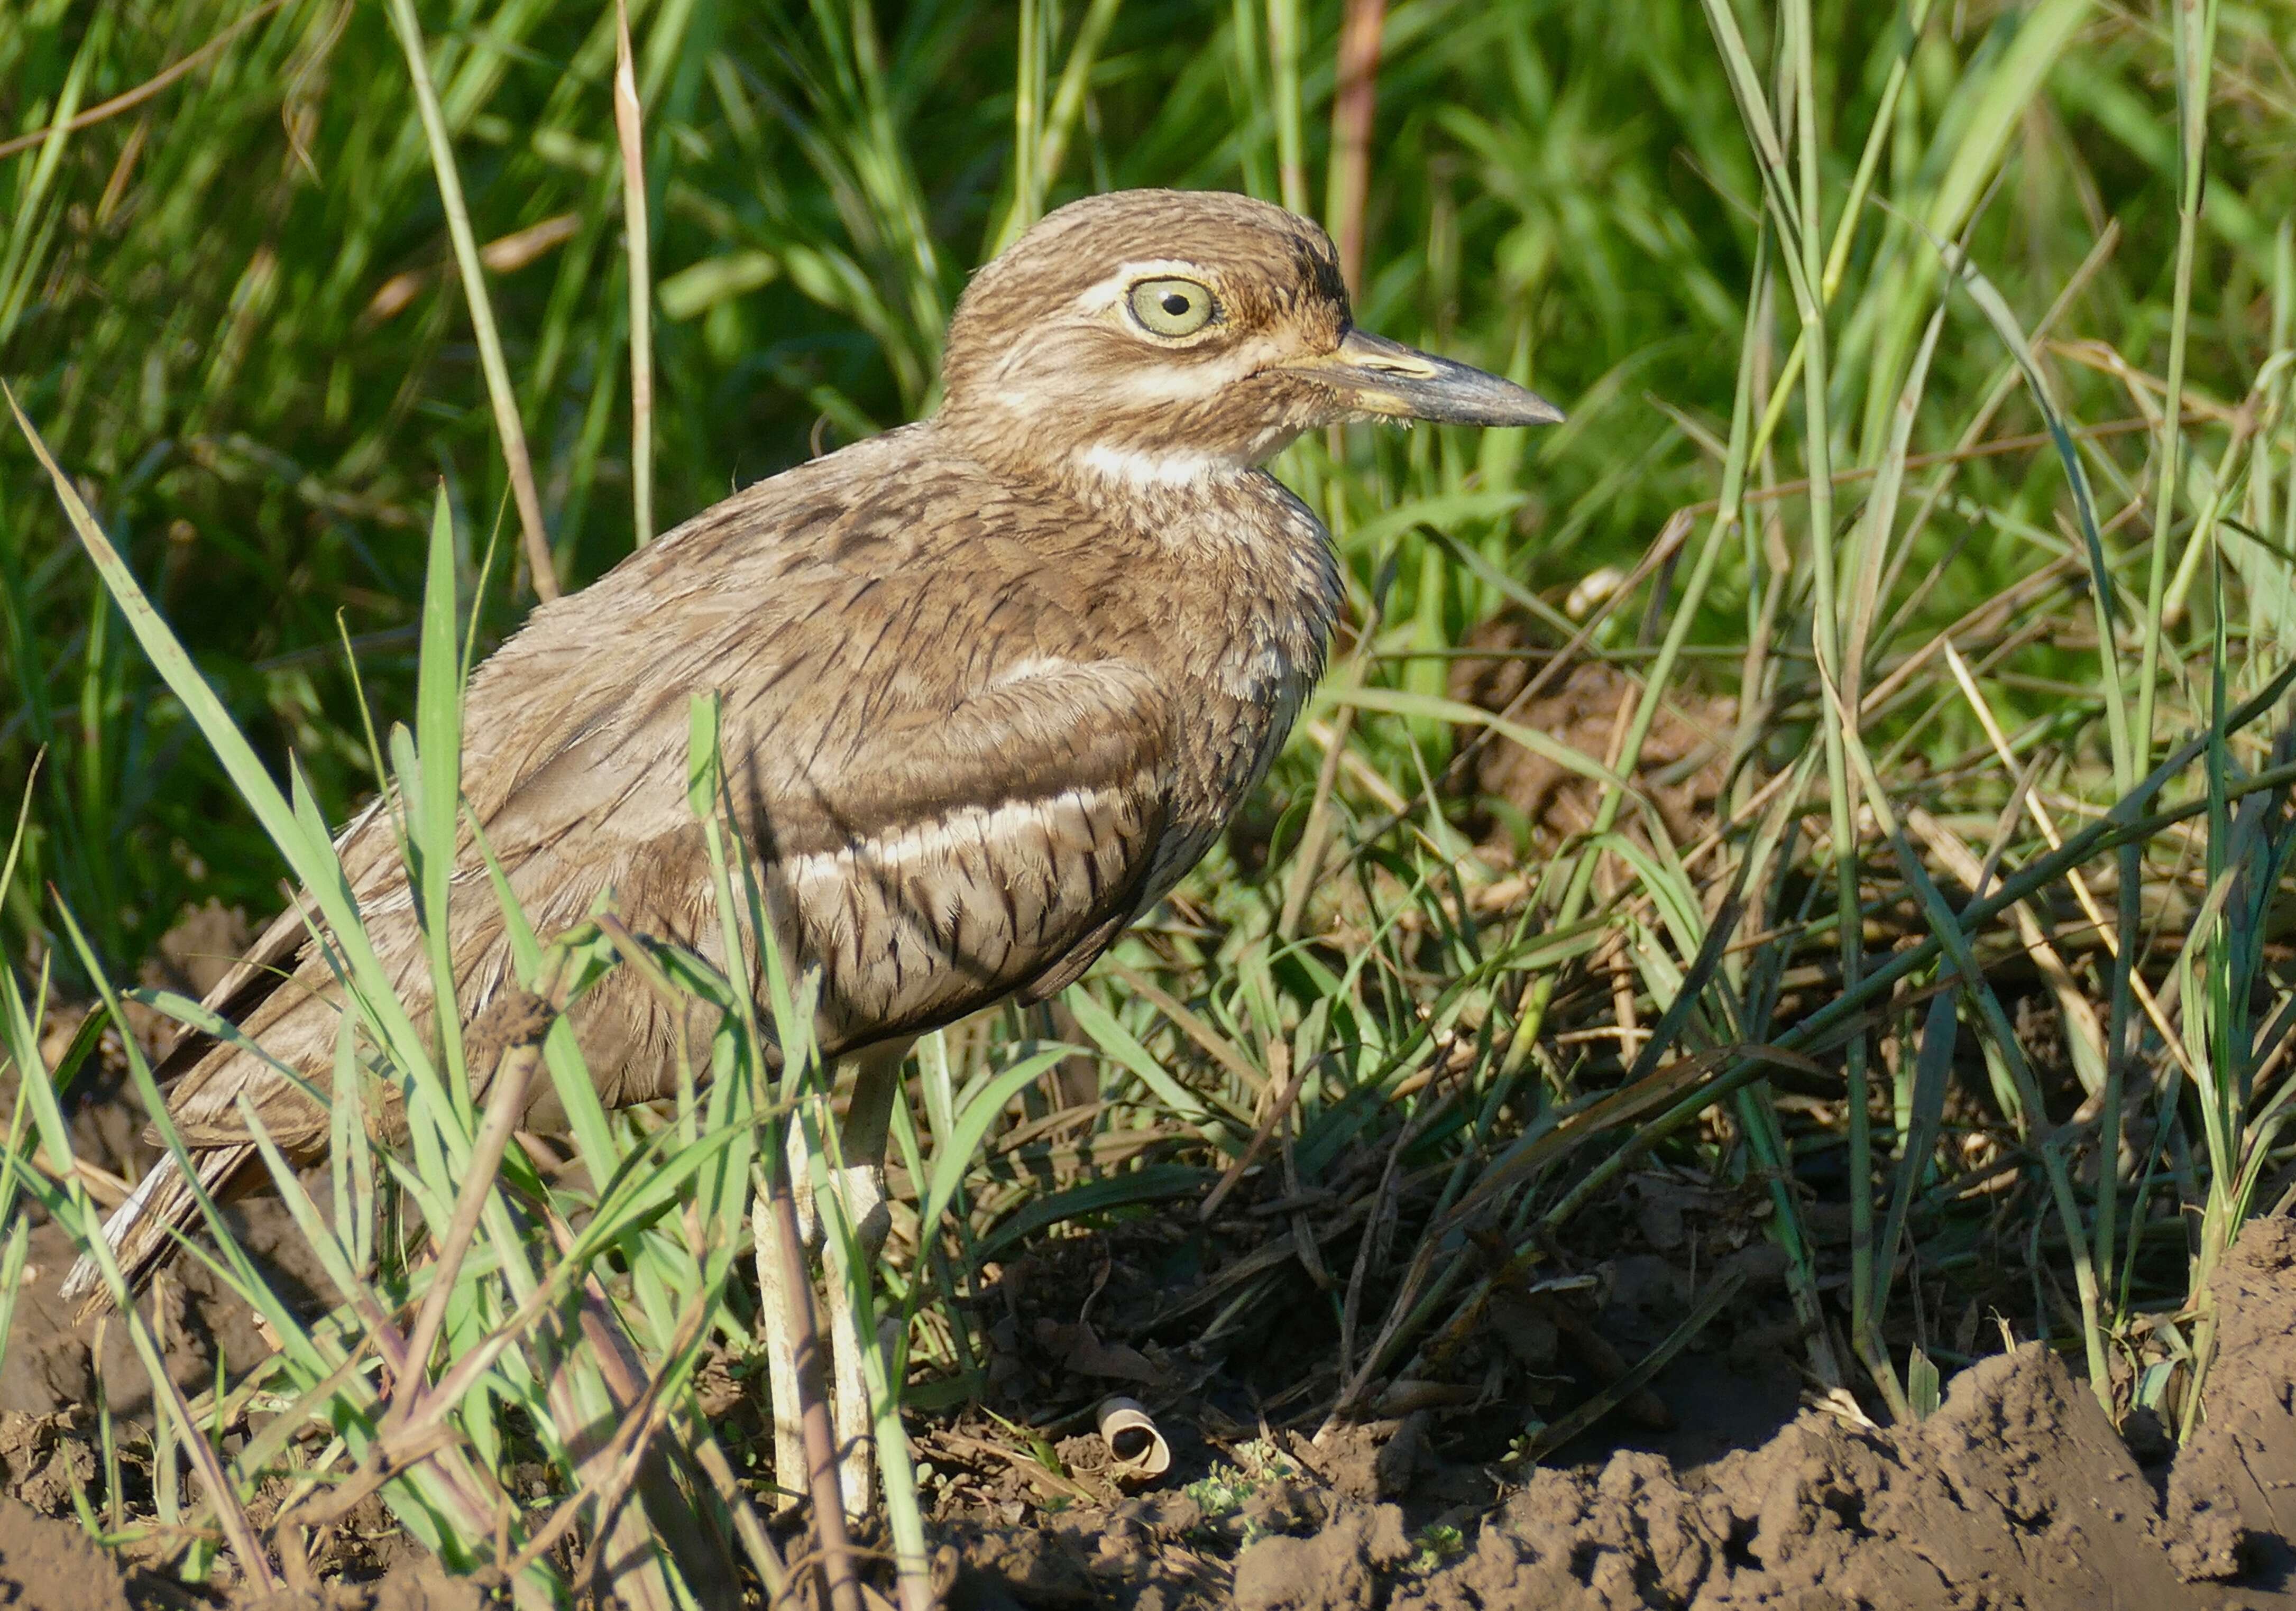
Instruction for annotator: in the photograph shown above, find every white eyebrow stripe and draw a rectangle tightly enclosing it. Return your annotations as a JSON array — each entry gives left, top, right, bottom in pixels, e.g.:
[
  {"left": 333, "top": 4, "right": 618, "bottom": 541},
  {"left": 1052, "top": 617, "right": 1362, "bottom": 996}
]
[{"left": 1072, "top": 259, "right": 1217, "bottom": 314}]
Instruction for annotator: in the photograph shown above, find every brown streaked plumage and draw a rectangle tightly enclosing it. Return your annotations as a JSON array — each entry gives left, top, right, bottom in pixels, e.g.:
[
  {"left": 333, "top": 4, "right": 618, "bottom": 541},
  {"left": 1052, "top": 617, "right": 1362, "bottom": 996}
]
[{"left": 65, "top": 189, "right": 1560, "bottom": 1322}]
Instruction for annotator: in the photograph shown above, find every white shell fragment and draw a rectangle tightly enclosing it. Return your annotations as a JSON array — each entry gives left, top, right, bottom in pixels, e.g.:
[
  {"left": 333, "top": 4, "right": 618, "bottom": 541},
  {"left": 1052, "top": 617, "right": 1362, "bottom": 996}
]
[
  {"left": 1566, "top": 564, "right": 1628, "bottom": 620},
  {"left": 1095, "top": 1396, "right": 1172, "bottom": 1480}
]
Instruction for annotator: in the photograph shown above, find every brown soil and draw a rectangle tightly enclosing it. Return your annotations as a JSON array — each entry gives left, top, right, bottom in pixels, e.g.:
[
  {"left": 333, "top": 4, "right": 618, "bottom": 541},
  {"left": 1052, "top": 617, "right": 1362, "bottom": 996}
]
[
  {"left": 2, "top": 1205, "right": 332, "bottom": 1430},
  {"left": 1446, "top": 619, "right": 1733, "bottom": 854},
  {"left": 2164, "top": 1217, "right": 2296, "bottom": 1590},
  {"left": 1375, "top": 1342, "right": 2235, "bottom": 1610},
  {"left": 940, "top": 1216, "right": 2296, "bottom": 1611},
  {"left": 0, "top": 1495, "right": 134, "bottom": 1611},
  {"left": 3, "top": 1197, "right": 2292, "bottom": 1610},
  {"left": 0, "top": 1496, "right": 476, "bottom": 1611}
]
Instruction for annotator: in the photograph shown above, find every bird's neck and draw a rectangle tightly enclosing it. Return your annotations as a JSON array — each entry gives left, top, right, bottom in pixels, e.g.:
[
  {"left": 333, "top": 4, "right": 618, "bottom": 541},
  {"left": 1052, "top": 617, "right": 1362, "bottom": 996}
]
[
  {"left": 1066, "top": 441, "right": 1253, "bottom": 494},
  {"left": 921, "top": 413, "right": 1340, "bottom": 673},
  {"left": 935, "top": 400, "right": 1303, "bottom": 505}
]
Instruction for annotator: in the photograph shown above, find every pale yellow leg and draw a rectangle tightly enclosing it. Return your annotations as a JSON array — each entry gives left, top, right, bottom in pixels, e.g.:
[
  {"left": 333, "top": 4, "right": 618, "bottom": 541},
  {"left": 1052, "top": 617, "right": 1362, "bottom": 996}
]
[
  {"left": 820, "top": 1041, "right": 904, "bottom": 1520},
  {"left": 754, "top": 1178, "right": 812, "bottom": 1509},
  {"left": 756, "top": 1041, "right": 909, "bottom": 1521}
]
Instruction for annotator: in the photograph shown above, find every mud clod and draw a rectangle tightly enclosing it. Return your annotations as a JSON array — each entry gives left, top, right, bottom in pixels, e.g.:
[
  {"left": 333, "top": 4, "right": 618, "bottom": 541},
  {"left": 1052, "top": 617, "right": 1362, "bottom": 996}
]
[
  {"left": 0, "top": 1496, "right": 133, "bottom": 1611},
  {"left": 2166, "top": 1217, "right": 2296, "bottom": 1589},
  {"left": 237, "top": 1559, "right": 483, "bottom": 1611},
  {"left": 1388, "top": 1320, "right": 2291, "bottom": 1609},
  {"left": 1232, "top": 1506, "right": 1409, "bottom": 1611}
]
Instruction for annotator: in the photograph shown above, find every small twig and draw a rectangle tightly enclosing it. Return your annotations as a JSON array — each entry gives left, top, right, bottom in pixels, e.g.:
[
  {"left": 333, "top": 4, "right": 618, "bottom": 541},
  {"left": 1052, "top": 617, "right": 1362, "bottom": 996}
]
[
  {"left": 385, "top": 1016, "right": 552, "bottom": 1431},
  {"left": 384, "top": 1246, "right": 584, "bottom": 1443},
  {"left": 272, "top": 1424, "right": 462, "bottom": 1533}
]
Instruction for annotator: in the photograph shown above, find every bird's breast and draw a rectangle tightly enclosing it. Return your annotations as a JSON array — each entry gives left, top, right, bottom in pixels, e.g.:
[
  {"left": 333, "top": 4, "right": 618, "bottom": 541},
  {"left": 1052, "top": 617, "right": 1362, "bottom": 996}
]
[
  {"left": 1158, "top": 490, "right": 1339, "bottom": 827},
  {"left": 1205, "top": 633, "right": 1314, "bottom": 788}
]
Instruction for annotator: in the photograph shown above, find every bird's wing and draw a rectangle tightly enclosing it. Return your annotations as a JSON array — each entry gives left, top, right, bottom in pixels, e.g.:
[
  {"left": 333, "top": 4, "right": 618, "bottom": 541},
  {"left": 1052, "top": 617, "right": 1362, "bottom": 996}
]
[
  {"left": 80, "top": 435, "right": 1198, "bottom": 1304},
  {"left": 491, "top": 647, "right": 1180, "bottom": 1096},
  {"left": 152, "top": 436, "right": 1187, "bottom": 1115},
  {"left": 768, "top": 653, "right": 1181, "bottom": 1044},
  {"left": 136, "top": 791, "right": 401, "bottom": 1139}
]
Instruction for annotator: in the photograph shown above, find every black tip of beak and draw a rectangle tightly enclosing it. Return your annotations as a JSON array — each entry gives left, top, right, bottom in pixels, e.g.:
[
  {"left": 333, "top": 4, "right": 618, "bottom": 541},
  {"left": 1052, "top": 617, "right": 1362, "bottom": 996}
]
[
  {"left": 1423, "top": 368, "right": 1567, "bottom": 428},
  {"left": 1309, "top": 329, "right": 1566, "bottom": 428}
]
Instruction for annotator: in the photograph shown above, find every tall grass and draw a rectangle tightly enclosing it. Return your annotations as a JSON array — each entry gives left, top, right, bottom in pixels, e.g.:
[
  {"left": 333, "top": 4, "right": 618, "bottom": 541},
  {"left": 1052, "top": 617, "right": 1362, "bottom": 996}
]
[{"left": 4, "top": 0, "right": 2296, "bottom": 1598}]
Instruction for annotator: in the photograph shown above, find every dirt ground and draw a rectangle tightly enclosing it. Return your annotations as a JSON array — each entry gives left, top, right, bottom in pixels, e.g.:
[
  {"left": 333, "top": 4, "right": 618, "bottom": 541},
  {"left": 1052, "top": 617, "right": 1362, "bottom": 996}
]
[
  {"left": 3, "top": 1209, "right": 2288, "bottom": 1609},
  {"left": 923, "top": 1216, "right": 2296, "bottom": 1611}
]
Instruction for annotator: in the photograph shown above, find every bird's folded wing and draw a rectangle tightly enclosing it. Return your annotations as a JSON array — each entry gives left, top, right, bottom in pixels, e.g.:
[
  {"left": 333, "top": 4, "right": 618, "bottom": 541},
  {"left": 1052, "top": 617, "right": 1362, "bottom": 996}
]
[{"left": 484, "top": 653, "right": 1181, "bottom": 1049}]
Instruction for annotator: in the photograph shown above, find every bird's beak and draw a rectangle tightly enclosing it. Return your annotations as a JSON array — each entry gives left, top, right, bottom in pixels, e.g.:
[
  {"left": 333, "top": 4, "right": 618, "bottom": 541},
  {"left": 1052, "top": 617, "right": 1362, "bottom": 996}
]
[{"left": 1285, "top": 327, "right": 1565, "bottom": 427}]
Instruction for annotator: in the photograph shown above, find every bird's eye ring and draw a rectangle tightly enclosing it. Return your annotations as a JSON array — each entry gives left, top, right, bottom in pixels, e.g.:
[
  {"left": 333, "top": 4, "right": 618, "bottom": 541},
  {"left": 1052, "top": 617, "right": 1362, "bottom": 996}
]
[{"left": 1127, "top": 277, "right": 1218, "bottom": 338}]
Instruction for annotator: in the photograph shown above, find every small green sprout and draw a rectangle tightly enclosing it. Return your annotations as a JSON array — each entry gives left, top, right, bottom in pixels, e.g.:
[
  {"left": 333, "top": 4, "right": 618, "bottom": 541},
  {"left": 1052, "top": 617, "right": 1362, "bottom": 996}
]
[{"left": 1411, "top": 1523, "right": 1466, "bottom": 1572}]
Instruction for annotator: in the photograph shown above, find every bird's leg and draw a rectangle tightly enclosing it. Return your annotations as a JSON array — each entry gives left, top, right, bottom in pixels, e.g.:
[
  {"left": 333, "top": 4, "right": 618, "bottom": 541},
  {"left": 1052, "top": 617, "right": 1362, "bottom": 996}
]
[
  {"left": 756, "top": 1042, "right": 907, "bottom": 1518},
  {"left": 818, "top": 1042, "right": 903, "bottom": 1521},
  {"left": 754, "top": 1168, "right": 815, "bottom": 1510}
]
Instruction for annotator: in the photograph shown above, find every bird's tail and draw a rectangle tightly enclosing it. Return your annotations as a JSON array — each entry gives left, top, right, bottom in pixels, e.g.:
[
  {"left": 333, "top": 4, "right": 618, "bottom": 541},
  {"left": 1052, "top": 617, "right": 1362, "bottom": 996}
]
[{"left": 59, "top": 1142, "right": 256, "bottom": 1317}]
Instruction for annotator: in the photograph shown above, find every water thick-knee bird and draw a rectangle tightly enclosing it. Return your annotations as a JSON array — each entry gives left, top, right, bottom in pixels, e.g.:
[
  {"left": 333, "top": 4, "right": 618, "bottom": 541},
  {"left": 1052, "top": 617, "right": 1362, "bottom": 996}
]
[{"left": 63, "top": 187, "right": 1562, "bottom": 1513}]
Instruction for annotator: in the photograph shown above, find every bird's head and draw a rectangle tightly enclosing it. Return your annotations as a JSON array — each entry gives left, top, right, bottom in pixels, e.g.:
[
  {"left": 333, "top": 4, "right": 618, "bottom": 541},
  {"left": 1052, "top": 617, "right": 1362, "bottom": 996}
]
[{"left": 939, "top": 189, "right": 1562, "bottom": 489}]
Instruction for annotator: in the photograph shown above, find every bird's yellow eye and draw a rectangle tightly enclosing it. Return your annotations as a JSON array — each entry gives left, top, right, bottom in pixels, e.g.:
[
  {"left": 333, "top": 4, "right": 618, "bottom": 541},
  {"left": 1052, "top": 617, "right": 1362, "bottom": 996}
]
[{"left": 1127, "top": 277, "right": 1218, "bottom": 338}]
